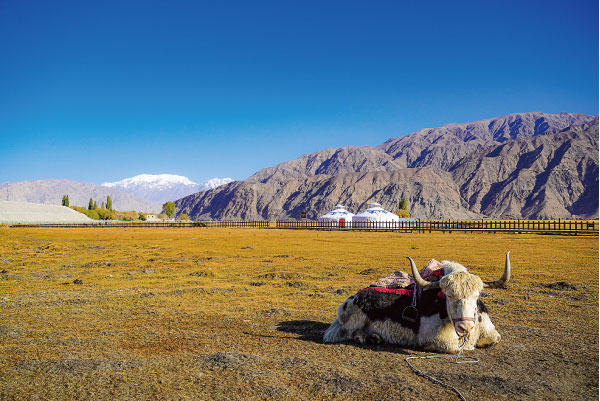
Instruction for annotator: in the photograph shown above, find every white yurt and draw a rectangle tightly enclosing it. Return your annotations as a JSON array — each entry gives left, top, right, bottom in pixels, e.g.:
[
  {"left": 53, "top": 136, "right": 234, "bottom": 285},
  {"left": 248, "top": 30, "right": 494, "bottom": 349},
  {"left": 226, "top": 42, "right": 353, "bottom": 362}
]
[
  {"left": 353, "top": 202, "right": 400, "bottom": 228},
  {"left": 317, "top": 205, "right": 354, "bottom": 228}
]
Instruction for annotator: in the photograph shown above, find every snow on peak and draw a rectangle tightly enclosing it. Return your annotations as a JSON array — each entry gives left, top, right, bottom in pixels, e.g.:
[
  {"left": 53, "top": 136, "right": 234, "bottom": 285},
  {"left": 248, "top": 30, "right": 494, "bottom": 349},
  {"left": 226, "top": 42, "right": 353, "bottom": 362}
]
[
  {"left": 102, "top": 174, "right": 196, "bottom": 189},
  {"left": 201, "top": 177, "right": 234, "bottom": 190},
  {"left": 102, "top": 174, "right": 234, "bottom": 204}
]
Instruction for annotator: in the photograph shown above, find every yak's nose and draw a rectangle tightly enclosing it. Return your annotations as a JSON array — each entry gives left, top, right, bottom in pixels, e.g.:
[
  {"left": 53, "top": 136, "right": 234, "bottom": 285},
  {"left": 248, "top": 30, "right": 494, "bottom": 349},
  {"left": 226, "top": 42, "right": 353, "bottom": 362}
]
[{"left": 455, "top": 321, "right": 475, "bottom": 335}]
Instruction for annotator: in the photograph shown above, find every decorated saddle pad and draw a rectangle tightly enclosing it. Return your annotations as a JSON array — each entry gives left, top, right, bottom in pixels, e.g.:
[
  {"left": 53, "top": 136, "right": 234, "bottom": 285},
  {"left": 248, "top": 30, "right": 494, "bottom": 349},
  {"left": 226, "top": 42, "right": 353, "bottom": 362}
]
[{"left": 368, "top": 259, "right": 444, "bottom": 289}]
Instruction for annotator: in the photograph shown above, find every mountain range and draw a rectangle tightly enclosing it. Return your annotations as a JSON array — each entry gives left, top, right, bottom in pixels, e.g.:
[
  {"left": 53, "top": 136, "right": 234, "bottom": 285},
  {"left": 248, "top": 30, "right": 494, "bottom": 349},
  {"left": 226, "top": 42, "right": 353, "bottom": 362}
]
[
  {"left": 176, "top": 112, "right": 599, "bottom": 220},
  {"left": 0, "top": 179, "right": 163, "bottom": 213},
  {"left": 0, "top": 175, "right": 233, "bottom": 213},
  {"left": 102, "top": 174, "right": 233, "bottom": 204},
  {"left": 2, "top": 112, "right": 597, "bottom": 220}
]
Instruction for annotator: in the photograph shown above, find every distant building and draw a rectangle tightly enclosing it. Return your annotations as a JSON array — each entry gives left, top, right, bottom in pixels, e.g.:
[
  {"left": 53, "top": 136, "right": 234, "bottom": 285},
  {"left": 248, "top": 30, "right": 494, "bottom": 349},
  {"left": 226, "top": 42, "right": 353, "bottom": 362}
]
[
  {"left": 145, "top": 214, "right": 161, "bottom": 222},
  {"left": 317, "top": 205, "right": 354, "bottom": 228},
  {"left": 353, "top": 202, "right": 400, "bottom": 227}
]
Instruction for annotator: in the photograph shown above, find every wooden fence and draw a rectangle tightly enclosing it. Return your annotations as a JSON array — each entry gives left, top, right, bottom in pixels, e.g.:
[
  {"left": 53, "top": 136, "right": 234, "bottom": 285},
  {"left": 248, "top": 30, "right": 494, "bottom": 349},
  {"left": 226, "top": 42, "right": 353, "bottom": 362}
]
[
  {"left": 202, "top": 221, "right": 270, "bottom": 228},
  {"left": 276, "top": 220, "right": 420, "bottom": 230},
  {"left": 422, "top": 219, "right": 598, "bottom": 232},
  {"left": 275, "top": 219, "right": 599, "bottom": 234},
  {"left": 8, "top": 219, "right": 598, "bottom": 234}
]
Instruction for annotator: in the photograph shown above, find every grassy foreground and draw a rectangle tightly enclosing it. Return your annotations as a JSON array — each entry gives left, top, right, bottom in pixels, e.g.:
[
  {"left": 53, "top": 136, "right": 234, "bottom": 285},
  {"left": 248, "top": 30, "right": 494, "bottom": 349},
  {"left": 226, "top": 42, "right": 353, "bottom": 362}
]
[{"left": 0, "top": 227, "right": 597, "bottom": 400}]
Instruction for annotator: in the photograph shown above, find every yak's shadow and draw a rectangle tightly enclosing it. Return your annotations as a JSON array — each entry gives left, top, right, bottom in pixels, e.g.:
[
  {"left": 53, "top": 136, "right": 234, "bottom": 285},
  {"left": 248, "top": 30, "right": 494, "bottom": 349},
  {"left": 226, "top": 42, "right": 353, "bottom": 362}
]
[
  {"left": 275, "top": 320, "right": 410, "bottom": 355},
  {"left": 275, "top": 320, "right": 329, "bottom": 343}
]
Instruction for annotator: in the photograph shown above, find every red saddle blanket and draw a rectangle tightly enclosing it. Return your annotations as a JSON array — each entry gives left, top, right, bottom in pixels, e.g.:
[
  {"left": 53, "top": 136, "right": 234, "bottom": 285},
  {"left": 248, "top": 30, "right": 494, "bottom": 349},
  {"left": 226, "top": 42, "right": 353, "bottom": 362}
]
[{"left": 358, "top": 259, "right": 445, "bottom": 298}]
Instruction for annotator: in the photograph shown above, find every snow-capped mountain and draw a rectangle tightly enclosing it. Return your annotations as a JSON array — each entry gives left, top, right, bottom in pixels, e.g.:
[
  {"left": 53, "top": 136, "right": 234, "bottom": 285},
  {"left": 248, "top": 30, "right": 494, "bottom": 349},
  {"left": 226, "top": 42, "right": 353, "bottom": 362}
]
[
  {"left": 102, "top": 174, "right": 233, "bottom": 204},
  {"left": 201, "top": 177, "right": 235, "bottom": 191}
]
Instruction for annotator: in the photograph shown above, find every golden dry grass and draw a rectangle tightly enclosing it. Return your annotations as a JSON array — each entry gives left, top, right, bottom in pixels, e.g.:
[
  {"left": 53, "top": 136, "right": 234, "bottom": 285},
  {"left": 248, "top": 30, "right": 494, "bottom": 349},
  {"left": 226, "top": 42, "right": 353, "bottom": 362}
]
[{"left": 0, "top": 227, "right": 597, "bottom": 400}]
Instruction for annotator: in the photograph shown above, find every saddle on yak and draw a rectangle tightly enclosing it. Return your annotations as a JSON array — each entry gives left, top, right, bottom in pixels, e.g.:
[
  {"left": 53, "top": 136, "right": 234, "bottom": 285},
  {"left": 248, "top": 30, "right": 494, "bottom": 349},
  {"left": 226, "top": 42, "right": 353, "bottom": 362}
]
[
  {"left": 358, "top": 259, "right": 446, "bottom": 322},
  {"left": 367, "top": 259, "right": 444, "bottom": 291}
]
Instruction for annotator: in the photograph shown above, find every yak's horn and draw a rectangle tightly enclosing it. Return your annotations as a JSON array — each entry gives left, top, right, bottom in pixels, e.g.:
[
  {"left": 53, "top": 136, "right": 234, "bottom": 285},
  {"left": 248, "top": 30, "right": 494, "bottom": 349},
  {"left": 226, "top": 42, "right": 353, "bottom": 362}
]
[
  {"left": 408, "top": 257, "right": 441, "bottom": 289},
  {"left": 483, "top": 251, "right": 511, "bottom": 289}
]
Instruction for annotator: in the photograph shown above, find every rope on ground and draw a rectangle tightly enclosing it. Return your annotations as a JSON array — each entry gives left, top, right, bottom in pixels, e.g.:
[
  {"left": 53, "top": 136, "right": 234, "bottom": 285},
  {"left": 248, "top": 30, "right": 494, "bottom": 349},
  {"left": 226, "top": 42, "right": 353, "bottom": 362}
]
[{"left": 405, "top": 340, "right": 479, "bottom": 401}]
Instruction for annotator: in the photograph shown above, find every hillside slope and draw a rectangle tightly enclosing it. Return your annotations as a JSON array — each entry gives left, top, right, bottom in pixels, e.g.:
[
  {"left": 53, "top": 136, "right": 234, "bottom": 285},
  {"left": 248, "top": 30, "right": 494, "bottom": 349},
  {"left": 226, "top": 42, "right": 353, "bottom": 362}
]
[
  {"left": 378, "top": 111, "right": 596, "bottom": 170},
  {"left": 177, "top": 167, "right": 477, "bottom": 220},
  {"left": 250, "top": 112, "right": 596, "bottom": 183},
  {"left": 0, "top": 179, "right": 161, "bottom": 213},
  {"left": 248, "top": 146, "right": 402, "bottom": 183},
  {"left": 450, "top": 118, "right": 599, "bottom": 219},
  {"left": 176, "top": 112, "right": 598, "bottom": 220}
]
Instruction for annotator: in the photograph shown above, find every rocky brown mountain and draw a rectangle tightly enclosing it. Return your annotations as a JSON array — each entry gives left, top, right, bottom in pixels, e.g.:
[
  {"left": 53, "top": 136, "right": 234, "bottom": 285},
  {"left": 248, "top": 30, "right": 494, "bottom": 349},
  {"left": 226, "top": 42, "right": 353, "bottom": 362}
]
[
  {"left": 378, "top": 111, "right": 595, "bottom": 171},
  {"left": 450, "top": 118, "right": 598, "bottom": 219},
  {"left": 250, "top": 112, "right": 595, "bottom": 183},
  {"left": 175, "top": 112, "right": 598, "bottom": 221},
  {"left": 177, "top": 167, "right": 478, "bottom": 220},
  {"left": 0, "top": 179, "right": 162, "bottom": 213},
  {"left": 248, "top": 146, "right": 402, "bottom": 183}
]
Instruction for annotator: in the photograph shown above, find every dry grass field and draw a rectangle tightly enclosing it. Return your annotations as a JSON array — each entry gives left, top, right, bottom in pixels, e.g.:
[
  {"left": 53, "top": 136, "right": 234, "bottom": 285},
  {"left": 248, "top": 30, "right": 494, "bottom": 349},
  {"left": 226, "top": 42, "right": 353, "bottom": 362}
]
[{"left": 0, "top": 227, "right": 597, "bottom": 400}]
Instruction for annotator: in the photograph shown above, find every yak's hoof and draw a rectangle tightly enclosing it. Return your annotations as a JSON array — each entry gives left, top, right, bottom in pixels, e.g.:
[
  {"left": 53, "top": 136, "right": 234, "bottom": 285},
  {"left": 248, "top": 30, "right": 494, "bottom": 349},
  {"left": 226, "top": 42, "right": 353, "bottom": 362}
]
[
  {"left": 367, "top": 333, "right": 382, "bottom": 344},
  {"left": 352, "top": 330, "right": 367, "bottom": 344},
  {"left": 477, "top": 331, "right": 501, "bottom": 348}
]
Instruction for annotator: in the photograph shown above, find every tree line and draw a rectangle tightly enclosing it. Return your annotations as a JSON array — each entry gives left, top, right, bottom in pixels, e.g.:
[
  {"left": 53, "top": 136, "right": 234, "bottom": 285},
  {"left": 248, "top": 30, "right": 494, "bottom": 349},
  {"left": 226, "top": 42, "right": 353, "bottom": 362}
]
[{"left": 61, "top": 195, "right": 188, "bottom": 221}]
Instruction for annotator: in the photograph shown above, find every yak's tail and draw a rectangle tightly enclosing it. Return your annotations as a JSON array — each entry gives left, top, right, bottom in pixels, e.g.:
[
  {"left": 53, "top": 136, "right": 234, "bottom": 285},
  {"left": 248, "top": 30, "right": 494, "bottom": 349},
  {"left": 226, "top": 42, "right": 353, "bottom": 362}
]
[{"left": 323, "top": 318, "right": 345, "bottom": 343}]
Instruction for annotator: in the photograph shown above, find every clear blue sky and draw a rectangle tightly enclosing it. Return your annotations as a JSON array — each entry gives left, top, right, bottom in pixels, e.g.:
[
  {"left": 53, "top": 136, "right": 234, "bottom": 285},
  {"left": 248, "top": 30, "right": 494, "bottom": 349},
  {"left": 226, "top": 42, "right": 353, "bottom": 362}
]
[{"left": 1, "top": 0, "right": 597, "bottom": 184}]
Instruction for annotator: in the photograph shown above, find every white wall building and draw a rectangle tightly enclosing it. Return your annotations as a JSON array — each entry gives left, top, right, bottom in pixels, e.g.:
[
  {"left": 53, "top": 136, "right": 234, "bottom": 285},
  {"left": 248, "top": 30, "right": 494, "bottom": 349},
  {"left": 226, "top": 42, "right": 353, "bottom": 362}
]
[{"left": 145, "top": 214, "right": 161, "bottom": 222}]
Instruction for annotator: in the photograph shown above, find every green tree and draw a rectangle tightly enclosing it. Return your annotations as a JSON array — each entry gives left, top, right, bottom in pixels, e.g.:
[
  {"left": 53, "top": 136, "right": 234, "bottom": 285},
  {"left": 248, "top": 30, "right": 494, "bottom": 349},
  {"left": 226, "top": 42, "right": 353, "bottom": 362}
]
[
  {"left": 101, "top": 201, "right": 105, "bottom": 209},
  {"left": 72, "top": 206, "right": 99, "bottom": 220},
  {"left": 96, "top": 208, "right": 115, "bottom": 220},
  {"left": 162, "top": 201, "right": 176, "bottom": 218},
  {"left": 61, "top": 195, "right": 70, "bottom": 206},
  {"left": 399, "top": 197, "right": 408, "bottom": 210},
  {"left": 106, "top": 196, "right": 112, "bottom": 211},
  {"left": 179, "top": 213, "right": 189, "bottom": 221},
  {"left": 88, "top": 198, "right": 94, "bottom": 210},
  {"left": 119, "top": 211, "right": 138, "bottom": 221},
  {"left": 398, "top": 209, "right": 410, "bottom": 218},
  {"left": 398, "top": 197, "right": 410, "bottom": 218},
  {"left": 93, "top": 200, "right": 97, "bottom": 210}
]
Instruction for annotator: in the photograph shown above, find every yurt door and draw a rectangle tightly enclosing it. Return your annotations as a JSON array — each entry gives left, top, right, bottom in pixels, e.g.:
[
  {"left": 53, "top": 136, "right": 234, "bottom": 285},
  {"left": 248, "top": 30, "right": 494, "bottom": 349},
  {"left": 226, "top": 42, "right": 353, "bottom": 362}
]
[{"left": 339, "top": 218, "right": 345, "bottom": 228}]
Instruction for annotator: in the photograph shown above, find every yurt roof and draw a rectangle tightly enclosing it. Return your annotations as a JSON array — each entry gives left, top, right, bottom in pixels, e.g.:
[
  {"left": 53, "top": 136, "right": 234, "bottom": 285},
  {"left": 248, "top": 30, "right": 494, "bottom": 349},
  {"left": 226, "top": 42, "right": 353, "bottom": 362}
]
[
  {"left": 354, "top": 203, "right": 399, "bottom": 221},
  {"left": 318, "top": 205, "right": 354, "bottom": 220}
]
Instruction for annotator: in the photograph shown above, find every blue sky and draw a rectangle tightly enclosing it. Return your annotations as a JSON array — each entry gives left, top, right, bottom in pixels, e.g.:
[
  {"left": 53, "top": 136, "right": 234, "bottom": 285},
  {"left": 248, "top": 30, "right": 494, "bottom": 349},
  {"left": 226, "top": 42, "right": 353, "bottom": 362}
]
[{"left": 1, "top": 0, "right": 597, "bottom": 184}]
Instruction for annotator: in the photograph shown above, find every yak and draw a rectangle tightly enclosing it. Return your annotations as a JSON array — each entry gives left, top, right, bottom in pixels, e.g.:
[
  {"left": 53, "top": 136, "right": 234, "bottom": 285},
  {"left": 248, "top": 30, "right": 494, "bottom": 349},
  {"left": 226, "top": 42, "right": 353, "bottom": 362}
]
[{"left": 323, "top": 252, "right": 511, "bottom": 354}]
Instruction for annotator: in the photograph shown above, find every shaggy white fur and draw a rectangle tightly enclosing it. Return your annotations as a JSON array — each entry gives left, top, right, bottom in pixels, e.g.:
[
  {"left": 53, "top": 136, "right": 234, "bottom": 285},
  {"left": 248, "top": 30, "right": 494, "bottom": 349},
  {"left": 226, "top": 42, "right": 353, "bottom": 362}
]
[
  {"left": 369, "top": 319, "right": 417, "bottom": 346},
  {"left": 441, "top": 260, "right": 468, "bottom": 275},
  {"left": 323, "top": 318, "right": 344, "bottom": 343},
  {"left": 419, "top": 314, "right": 462, "bottom": 353},
  {"left": 323, "top": 261, "right": 502, "bottom": 353},
  {"left": 476, "top": 312, "right": 501, "bottom": 347}
]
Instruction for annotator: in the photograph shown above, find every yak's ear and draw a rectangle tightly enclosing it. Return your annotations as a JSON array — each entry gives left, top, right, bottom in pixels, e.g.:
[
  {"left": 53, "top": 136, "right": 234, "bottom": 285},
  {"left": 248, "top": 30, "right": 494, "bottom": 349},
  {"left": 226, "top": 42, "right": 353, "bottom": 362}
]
[
  {"left": 408, "top": 257, "right": 440, "bottom": 289},
  {"left": 483, "top": 251, "right": 511, "bottom": 289}
]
